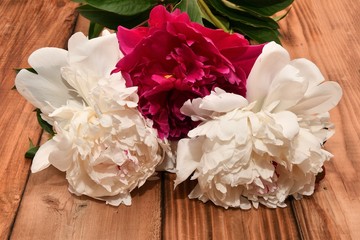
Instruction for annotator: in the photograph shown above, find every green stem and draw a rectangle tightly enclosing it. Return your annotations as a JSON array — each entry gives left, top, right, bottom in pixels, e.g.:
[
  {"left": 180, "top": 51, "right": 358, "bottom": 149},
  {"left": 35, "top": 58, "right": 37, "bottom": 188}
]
[{"left": 198, "top": 0, "right": 229, "bottom": 32}]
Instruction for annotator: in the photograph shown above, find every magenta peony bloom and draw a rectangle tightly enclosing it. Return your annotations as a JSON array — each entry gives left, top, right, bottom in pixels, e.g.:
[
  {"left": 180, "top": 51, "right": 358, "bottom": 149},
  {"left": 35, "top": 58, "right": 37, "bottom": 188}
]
[{"left": 113, "top": 5, "right": 264, "bottom": 140}]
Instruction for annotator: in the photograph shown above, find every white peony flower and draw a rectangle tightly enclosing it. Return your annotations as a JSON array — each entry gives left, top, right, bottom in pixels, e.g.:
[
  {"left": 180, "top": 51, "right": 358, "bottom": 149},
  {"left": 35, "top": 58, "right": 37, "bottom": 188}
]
[
  {"left": 175, "top": 42, "right": 342, "bottom": 209},
  {"left": 15, "top": 32, "right": 168, "bottom": 206}
]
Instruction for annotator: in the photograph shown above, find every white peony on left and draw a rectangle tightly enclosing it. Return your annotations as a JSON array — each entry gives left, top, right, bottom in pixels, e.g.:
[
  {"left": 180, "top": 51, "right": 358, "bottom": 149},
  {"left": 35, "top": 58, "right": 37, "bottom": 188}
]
[{"left": 15, "top": 32, "right": 167, "bottom": 206}]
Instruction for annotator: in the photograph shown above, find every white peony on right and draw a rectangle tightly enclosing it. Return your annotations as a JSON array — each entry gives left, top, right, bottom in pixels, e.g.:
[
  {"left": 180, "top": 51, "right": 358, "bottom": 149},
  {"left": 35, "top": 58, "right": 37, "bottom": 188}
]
[{"left": 175, "top": 42, "right": 342, "bottom": 209}]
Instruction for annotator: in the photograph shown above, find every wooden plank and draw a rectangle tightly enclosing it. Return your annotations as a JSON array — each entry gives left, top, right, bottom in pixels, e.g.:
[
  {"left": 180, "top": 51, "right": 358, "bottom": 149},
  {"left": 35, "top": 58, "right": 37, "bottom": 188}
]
[
  {"left": 279, "top": 0, "right": 360, "bottom": 239},
  {"left": 162, "top": 174, "right": 301, "bottom": 239},
  {"left": 12, "top": 136, "right": 161, "bottom": 239},
  {"left": 0, "top": 1, "right": 78, "bottom": 239},
  {"left": 73, "top": 14, "right": 90, "bottom": 34},
  {"left": 162, "top": 173, "right": 211, "bottom": 239},
  {"left": 11, "top": 164, "right": 162, "bottom": 240}
]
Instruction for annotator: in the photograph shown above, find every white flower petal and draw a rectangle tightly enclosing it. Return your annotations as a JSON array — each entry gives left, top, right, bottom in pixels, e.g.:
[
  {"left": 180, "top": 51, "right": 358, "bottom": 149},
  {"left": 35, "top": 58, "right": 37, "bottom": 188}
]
[
  {"left": 16, "top": 70, "right": 55, "bottom": 114},
  {"left": 181, "top": 88, "right": 248, "bottom": 120},
  {"left": 104, "top": 194, "right": 132, "bottom": 206},
  {"left": 15, "top": 69, "right": 77, "bottom": 115},
  {"left": 239, "top": 196, "right": 252, "bottom": 210},
  {"left": 28, "top": 47, "right": 67, "bottom": 80},
  {"left": 67, "top": 32, "right": 89, "bottom": 63},
  {"left": 290, "top": 58, "right": 325, "bottom": 88},
  {"left": 188, "top": 120, "right": 219, "bottom": 139},
  {"left": 15, "top": 47, "right": 84, "bottom": 115},
  {"left": 31, "top": 139, "right": 54, "bottom": 172},
  {"left": 99, "top": 114, "right": 113, "bottom": 127},
  {"left": 188, "top": 184, "right": 205, "bottom": 200},
  {"left": 246, "top": 42, "right": 290, "bottom": 104},
  {"left": 48, "top": 134, "right": 74, "bottom": 171},
  {"left": 181, "top": 98, "right": 213, "bottom": 121},
  {"left": 263, "top": 65, "right": 308, "bottom": 111},
  {"left": 175, "top": 138, "right": 203, "bottom": 187},
  {"left": 68, "top": 32, "right": 122, "bottom": 78},
  {"left": 199, "top": 87, "right": 248, "bottom": 113},
  {"left": 290, "top": 129, "right": 329, "bottom": 166},
  {"left": 273, "top": 111, "right": 299, "bottom": 139},
  {"left": 290, "top": 81, "right": 343, "bottom": 114}
]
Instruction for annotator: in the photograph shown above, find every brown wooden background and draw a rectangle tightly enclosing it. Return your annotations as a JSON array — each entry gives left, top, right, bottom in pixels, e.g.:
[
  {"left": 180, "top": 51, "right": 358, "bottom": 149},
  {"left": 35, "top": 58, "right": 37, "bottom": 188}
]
[{"left": 1, "top": 0, "right": 359, "bottom": 239}]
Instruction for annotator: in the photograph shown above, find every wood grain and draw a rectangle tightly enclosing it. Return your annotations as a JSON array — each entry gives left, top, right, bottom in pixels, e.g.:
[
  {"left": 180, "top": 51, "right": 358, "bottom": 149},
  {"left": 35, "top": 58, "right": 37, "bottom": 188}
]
[
  {"left": 0, "top": 1, "right": 78, "bottom": 239},
  {"left": 11, "top": 165, "right": 162, "bottom": 240},
  {"left": 2, "top": 0, "right": 360, "bottom": 239},
  {"left": 279, "top": 0, "right": 360, "bottom": 239},
  {"left": 162, "top": 174, "right": 301, "bottom": 239}
]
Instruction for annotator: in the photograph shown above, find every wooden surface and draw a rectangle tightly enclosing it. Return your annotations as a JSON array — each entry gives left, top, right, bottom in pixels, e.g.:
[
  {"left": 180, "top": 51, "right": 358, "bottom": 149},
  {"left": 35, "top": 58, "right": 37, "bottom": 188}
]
[{"left": 0, "top": 0, "right": 359, "bottom": 239}]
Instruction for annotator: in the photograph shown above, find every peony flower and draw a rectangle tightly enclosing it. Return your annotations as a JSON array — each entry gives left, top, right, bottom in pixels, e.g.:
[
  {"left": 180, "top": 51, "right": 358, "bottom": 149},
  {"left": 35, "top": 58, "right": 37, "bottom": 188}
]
[
  {"left": 175, "top": 42, "right": 342, "bottom": 209},
  {"left": 15, "top": 32, "right": 168, "bottom": 206},
  {"left": 113, "top": 5, "right": 264, "bottom": 140}
]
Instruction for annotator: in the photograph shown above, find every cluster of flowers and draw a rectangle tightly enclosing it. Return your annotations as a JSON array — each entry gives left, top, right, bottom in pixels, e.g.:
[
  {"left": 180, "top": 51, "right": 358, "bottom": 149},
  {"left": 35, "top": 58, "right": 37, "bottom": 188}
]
[{"left": 15, "top": 6, "right": 342, "bottom": 209}]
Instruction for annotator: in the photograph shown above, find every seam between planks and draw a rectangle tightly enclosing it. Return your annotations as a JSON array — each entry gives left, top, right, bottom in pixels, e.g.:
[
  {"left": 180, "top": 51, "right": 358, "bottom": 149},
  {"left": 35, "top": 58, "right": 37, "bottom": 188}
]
[
  {"left": 205, "top": 203, "right": 213, "bottom": 240},
  {"left": 8, "top": 10, "right": 81, "bottom": 239},
  {"left": 160, "top": 172, "right": 166, "bottom": 240},
  {"left": 290, "top": 198, "right": 305, "bottom": 240},
  {"left": 7, "top": 129, "right": 44, "bottom": 240}
]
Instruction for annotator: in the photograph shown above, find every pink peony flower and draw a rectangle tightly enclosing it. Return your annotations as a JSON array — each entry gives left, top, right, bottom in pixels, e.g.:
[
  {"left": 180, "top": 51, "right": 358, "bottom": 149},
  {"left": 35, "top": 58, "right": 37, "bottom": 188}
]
[{"left": 113, "top": 5, "right": 264, "bottom": 140}]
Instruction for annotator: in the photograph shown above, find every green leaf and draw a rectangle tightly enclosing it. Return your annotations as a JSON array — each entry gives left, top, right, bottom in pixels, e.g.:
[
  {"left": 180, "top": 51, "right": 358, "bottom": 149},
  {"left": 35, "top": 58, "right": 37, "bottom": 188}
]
[
  {"left": 88, "top": 22, "right": 104, "bottom": 39},
  {"left": 207, "top": 0, "right": 279, "bottom": 30},
  {"left": 77, "top": 4, "right": 151, "bottom": 30},
  {"left": 233, "top": 23, "right": 281, "bottom": 43},
  {"left": 272, "top": 7, "right": 291, "bottom": 22},
  {"left": 175, "top": 0, "right": 204, "bottom": 24},
  {"left": 25, "top": 138, "right": 39, "bottom": 159},
  {"left": 228, "top": 0, "right": 292, "bottom": 7},
  {"left": 14, "top": 68, "right": 37, "bottom": 74},
  {"left": 36, "top": 109, "right": 55, "bottom": 136},
  {"left": 202, "top": 0, "right": 286, "bottom": 42},
  {"left": 225, "top": 0, "right": 294, "bottom": 17},
  {"left": 82, "top": 0, "right": 158, "bottom": 16}
]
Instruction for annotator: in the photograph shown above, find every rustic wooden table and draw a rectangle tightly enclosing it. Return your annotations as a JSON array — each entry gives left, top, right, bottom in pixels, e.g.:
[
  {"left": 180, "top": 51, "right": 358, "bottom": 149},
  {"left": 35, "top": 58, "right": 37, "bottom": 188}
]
[{"left": 1, "top": 0, "right": 359, "bottom": 239}]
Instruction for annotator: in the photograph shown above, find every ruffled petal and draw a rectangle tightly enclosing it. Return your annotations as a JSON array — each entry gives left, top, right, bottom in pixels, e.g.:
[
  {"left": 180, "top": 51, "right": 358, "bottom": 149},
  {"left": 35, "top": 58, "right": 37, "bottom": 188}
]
[
  {"left": 47, "top": 133, "right": 74, "bottom": 172},
  {"left": 263, "top": 64, "right": 308, "bottom": 112},
  {"left": 28, "top": 47, "right": 67, "bottom": 80},
  {"left": 175, "top": 138, "right": 203, "bottom": 187},
  {"left": 15, "top": 48, "right": 77, "bottom": 114},
  {"left": 15, "top": 70, "right": 57, "bottom": 114},
  {"left": 290, "top": 81, "right": 343, "bottom": 114},
  {"left": 289, "top": 58, "right": 325, "bottom": 89},
  {"left": 31, "top": 139, "right": 54, "bottom": 172},
  {"left": 100, "top": 193, "right": 132, "bottom": 206},
  {"left": 68, "top": 32, "right": 122, "bottom": 79},
  {"left": 181, "top": 98, "right": 212, "bottom": 121},
  {"left": 246, "top": 42, "right": 290, "bottom": 104},
  {"left": 181, "top": 88, "right": 248, "bottom": 121},
  {"left": 116, "top": 26, "right": 148, "bottom": 55},
  {"left": 199, "top": 88, "right": 248, "bottom": 113},
  {"left": 273, "top": 111, "right": 299, "bottom": 139}
]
